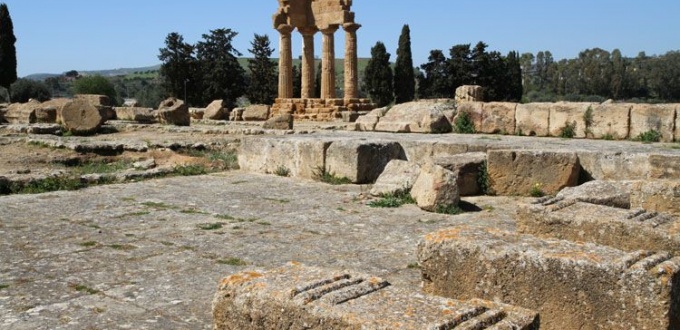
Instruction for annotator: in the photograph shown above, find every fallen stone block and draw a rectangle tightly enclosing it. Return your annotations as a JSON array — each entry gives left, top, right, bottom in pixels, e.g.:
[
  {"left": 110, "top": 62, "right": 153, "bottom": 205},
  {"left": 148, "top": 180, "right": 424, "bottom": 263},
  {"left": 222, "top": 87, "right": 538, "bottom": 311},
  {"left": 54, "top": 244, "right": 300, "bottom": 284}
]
[
  {"left": 230, "top": 107, "right": 244, "bottom": 121},
  {"left": 577, "top": 151, "right": 652, "bottom": 181},
  {"left": 480, "top": 102, "right": 516, "bottom": 134},
  {"left": 515, "top": 103, "right": 551, "bottom": 136},
  {"left": 189, "top": 107, "right": 205, "bottom": 119},
  {"left": 355, "top": 106, "right": 388, "bottom": 131},
  {"left": 418, "top": 226, "right": 680, "bottom": 330},
  {"left": 75, "top": 94, "right": 115, "bottom": 121},
  {"left": 487, "top": 150, "right": 581, "bottom": 196},
  {"left": 325, "top": 139, "right": 404, "bottom": 184},
  {"left": 555, "top": 180, "right": 633, "bottom": 208},
  {"left": 263, "top": 114, "right": 293, "bottom": 130},
  {"left": 410, "top": 163, "right": 459, "bottom": 212},
  {"left": 517, "top": 199, "right": 680, "bottom": 253},
  {"left": 3, "top": 100, "right": 40, "bottom": 124},
  {"left": 35, "top": 106, "right": 57, "bottom": 123},
  {"left": 630, "top": 104, "right": 676, "bottom": 142},
  {"left": 630, "top": 180, "right": 680, "bottom": 215},
  {"left": 369, "top": 159, "right": 420, "bottom": 197},
  {"left": 114, "top": 107, "right": 156, "bottom": 123},
  {"left": 434, "top": 152, "right": 486, "bottom": 196},
  {"left": 238, "top": 136, "right": 329, "bottom": 180},
  {"left": 213, "top": 263, "right": 539, "bottom": 330},
  {"left": 588, "top": 102, "right": 631, "bottom": 139},
  {"left": 41, "top": 98, "right": 70, "bottom": 123},
  {"left": 61, "top": 99, "right": 103, "bottom": 135},
  {"left": 156, "top": 97, "right": 190, "bottom": 126},
  {"left": 242, "top": 104, "right": 270, "bottom": 121},
  {"left": 455, "top": 85, "right": 484, "bottom": 103},
  {"left": 548, "top": 102, "right": 595, "bottom": 138},
  {"left": 204, "top": 99, "right": 226, "bottom": 120},
  {"left": 375, "top": 101, "right": 453, "bottom": 134}
]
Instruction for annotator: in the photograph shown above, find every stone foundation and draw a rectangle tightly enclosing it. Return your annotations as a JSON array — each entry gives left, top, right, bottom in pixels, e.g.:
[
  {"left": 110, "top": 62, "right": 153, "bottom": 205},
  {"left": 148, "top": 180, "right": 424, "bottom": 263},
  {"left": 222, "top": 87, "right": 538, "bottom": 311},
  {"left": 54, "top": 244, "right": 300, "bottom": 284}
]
[{"left": 270, "top": 98, "right": 375, "bottom": 121}]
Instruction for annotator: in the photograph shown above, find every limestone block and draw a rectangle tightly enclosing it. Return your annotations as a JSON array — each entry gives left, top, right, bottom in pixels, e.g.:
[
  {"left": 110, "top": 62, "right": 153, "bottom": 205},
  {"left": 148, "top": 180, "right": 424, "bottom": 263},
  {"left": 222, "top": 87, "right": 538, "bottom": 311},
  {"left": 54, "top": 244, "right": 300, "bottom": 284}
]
[
  {"left": 242, "top": 104, "right": 271, "bottom": 121},
  {"left": 453, "top": 102, "right": 483, "bottom": 132},
  {"left": 156, "top": 97, "right": 190, "bottom": 126},
  {"left": 370, "top": 160, "right": 421, "bottom": 196},
  {"left": 262, "top": 114, "right": 293, "bottom": 130},
  {"left": 0, "top": 106, "right": 5, "bottom": 123},
  {"left": 630, "top": 104, "right": 676, "bottom": 142},
  {"left": 189, "top": 107, "right": 205, "bottom": 119},
  {"left": 676, "top": 104, "right": 680, "bottom": 142},
  {"left": 113, "top": 107, "right": 156, "bottom": 123},
  {"left": 230, "top": 108, "right": 244, "bottom": 121},
  {"left": 455, "top": 85, "right": 484, "bottom": 103},
  {"left": 434, "top": 152, "right": 487, "bottom": 196},
  {"left": 213, "top": 263, "right": 539, "bottom": 330},
  {"left": 410, "top": 163, "right": 459, "bottom": 212},
  {"left": 3, "top": 101, "right": 39, "bottom": 124},
  {"left": 41, "top": 98, "right": 70, "bottom": 123},
  {"left": 325, "top": 139, "right": 404, "bottom": 184},
  {"left": 418, "top": 226, "right": 680, "bottom": 330},
  {"left": 480, "top": 102, "right": 517, "bottom": 134},
  {"left": 649, "top": 154, "right": 680, "bottom": 179},
  {"left": 204, "top": 100, "right": 226, "bottom": 120},
  {"left": 35, "top": 106, "right": 57, "bottom": 123},
  {"left": 515, "top": 103, "right": 551, "bottom": 136},
  {"left": 355, "top": 106, "right": 388, "bottom": 131},
  {"left": 577, "top": 151, "right": 651, "bottom": 181},
  {"left": 630, "top": 180, "right": 680, "bottom": 215},
  {"left": 517, "top": 199, "right": 680, "bottom": 253},
  {"left": 61, "top": 99, "right": 103, "bottom": 135},
  {"left": 555, "top": 180, "right": 633, "bottom": 208},
  {"left": 238, "top": 136, "right": 329, "bottom": 180},
  {"left": 487, "top": 150, "right": 580, "bottom": 196},
  {"left": 589, "top": 103, "right": 632, "bottom": 139},
  {"left": 398, "top": 140, "right": 468, "bottom": 162},
  {"left": 548, "top": 102, "right": 595, "bottom": 138},
  {"left": 375, "top": 101, "right": 453, "bottom": 134},
  {"left": 74, "top": 94, "right": 112, "bottom": 106}
]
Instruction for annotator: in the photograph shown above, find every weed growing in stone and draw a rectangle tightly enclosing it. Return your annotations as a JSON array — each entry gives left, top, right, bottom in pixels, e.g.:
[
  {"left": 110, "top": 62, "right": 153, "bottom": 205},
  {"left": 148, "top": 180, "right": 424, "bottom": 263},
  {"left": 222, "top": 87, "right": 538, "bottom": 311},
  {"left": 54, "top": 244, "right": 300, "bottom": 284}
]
[
  {"left": 11, "top": 176, "right": 85, "bottom": 195},
  {"left": 141, "top": 201, "right": 176, "bottom": 210},
  {"left": 435, "top": 204, "right": 464, "bottom": 215},
  {"left": 215, "top": 214, "right": 236, "bottom": 221},
  {"left": 198, "top": 223, "right": 224, "bottom": 230},
  {"left": 454, "top": 112, "right": 476, "bottom": 134},
  {"left": 368, "top": 190, "right": 415, "bottom": 208},
  {"left": 108, "top": 244, "right": 136, "bottom": 251},
  {"left": 217, "top": 257, "right": 247, "bottom": 266},
  {"left": 602, "top": 133, "right": 615, "bottom": 141},
  {"left": 180, "top": 208, "right": 208, "bottom": 215},
  {"left": 79, "top": 241, "right": 98, "bottom": 247},
  {"left": 407, "top": 263, "right": 421, "bottom": 269},
  {"left": 559, "top": 121, "right": 577, "bottom": 138},
  {"left": 274, "top": 165, "right": 291, "bottom": 177},
  {"left": 635, "top": 130, "right": 661, "bottom": 143},
  {"left": 583, "top": 106, "right": 594, "bottom": 136},
  {"left": 257, "top": 221, "right": 272, "bottom": 226},
  {"left": 172, "top": 164, "right": 208, "bottom": 176},
  {"left": 313, "top": 166, "right": 352, "bottom": 185},
  {"left": 70, "top": 284, "right": 100, "bottom": 295},
  {"left": 0, "top": 284, "right": 9, "bottom": 290},
  {"left": 477, "top": 161, "right": 490, "bottom": 195},
  {"left": 530, "top": 183, "right": 545, "bottom": 197}
]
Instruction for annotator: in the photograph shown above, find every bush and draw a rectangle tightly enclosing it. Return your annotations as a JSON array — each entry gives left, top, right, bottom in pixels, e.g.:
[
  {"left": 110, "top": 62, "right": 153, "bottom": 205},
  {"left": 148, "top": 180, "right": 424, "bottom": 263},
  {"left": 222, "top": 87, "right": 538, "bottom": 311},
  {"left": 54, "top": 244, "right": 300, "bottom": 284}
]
[
  {"left": 368, "top": 190, "right": 415, "bottom": 208},
  {"left": 454, "top": 111, "right": 476, "bottom": 134},
  {"left": 559, "top": 121, "right": 576, "bottom": 138},
  {"left": 635, "top": 130, "right": 661, "bottom": 143},
  {"left": 10, "top": 78, "right": 51, "bottom": 102},
  {"left": 72, "top": 75, "right": 119, "bottom": 105},
  {"left": 312, "top": 166, "right": 352, "bottom": 185}
]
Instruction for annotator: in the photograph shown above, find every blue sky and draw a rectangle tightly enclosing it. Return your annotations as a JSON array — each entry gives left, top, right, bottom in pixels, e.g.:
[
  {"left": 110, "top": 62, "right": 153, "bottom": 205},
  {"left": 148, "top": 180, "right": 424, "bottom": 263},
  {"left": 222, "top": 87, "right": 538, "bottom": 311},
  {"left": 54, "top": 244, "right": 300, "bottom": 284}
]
[{"left": 6, "top": 0, "right": 680, "bottom": 77}]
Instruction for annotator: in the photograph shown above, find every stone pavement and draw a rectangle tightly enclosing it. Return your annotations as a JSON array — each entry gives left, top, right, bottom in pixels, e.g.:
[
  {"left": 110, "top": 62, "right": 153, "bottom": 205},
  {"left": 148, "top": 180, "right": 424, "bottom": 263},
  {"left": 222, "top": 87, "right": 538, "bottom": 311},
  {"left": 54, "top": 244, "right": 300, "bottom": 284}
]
[{"left": 0, "top": 171, "right": 521, "bottom": 329}]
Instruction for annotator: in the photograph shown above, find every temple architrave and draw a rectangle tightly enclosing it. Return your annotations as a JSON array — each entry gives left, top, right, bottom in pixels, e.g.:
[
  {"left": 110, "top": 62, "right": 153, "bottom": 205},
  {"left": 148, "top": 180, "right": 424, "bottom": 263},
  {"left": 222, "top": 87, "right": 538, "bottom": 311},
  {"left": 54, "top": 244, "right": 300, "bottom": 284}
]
[{"left": 271, "top": 0, "right": 375, "bottom": 121}]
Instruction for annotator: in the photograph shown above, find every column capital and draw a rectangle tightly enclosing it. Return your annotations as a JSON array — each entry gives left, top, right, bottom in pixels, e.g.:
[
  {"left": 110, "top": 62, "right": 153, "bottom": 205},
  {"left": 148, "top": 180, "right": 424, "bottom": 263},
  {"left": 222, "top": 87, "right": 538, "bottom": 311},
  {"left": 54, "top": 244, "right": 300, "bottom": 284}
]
[
  {"left": 342, "top": 23, "right": 362, "bottom": 33},
  {"left": 319, "top": 25, "right": 339, "bottom": 35},
  {"left": 298, "top": 26, "right": 318, "bottom": 36},
  {"left": 276, "top": 24, "right": 294, "bottom": 35}
]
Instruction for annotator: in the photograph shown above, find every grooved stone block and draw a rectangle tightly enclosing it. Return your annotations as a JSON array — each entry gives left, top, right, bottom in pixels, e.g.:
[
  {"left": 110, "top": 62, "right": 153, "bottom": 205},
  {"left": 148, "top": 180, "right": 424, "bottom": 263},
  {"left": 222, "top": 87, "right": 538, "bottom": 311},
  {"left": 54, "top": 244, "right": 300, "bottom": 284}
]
[
  {"left": 517, "top": 199, "right": 680, "bottom": 253},
  {"left": 238, "top": 136, "right": 330, "bottom": 180},
  {"left": 213, "top": 263, "right": 539, "bottom": 330},
  {"left": 515, "top": 103, "right": 551, "bottom": 137},
  {"left": 630, "top": 104, "right": 676, "bottom": 142},
  {"left": 589, "top": 103, "right": 632, "bottom": 140},
  {"left": 418, "top": 226, "right": 680, "bottom": 330},
  {"left": 548, "top": 102, "right": 595, "bottom": 138},
  {"left": 480, "top": 102, "right": 517, "bottom": 134},
  {"left": 325, "top": 139, "right": 404, "bottom": 184}
]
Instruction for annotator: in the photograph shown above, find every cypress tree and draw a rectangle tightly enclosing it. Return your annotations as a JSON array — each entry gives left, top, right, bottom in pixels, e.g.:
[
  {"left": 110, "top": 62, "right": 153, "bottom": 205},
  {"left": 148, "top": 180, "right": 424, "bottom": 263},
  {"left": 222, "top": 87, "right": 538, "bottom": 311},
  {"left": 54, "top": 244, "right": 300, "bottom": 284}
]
[
  {"left": 394, "top": 24, "right": 415, "bottom": 103},
  {"left": 0, "top": 3, "right": 17, "bottom": 101},
  {"left": 246, "top": 34, "right": 277, "bottom": 104},
  {"left": 363, "top": 42, "right": 394, "bottom": 107}
]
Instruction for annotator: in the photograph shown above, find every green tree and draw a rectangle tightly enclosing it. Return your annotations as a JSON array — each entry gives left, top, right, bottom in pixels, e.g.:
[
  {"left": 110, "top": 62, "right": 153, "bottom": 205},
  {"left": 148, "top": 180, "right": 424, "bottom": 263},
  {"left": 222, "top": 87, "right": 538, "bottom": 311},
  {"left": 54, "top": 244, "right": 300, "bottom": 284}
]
[
  {"left": 394, "top": 24, "right": 415, "bottom": 103},
  {"left": 292, "top": 62, "right": 302, "bottom": 98},
  {"left": 448, "top": 44, "right": 472, "bottom": 92},
  {"left": 158, "top": 32, "right": 196, "bottom": 104},
  {"left": 418, "top": 50, "right": 450, "bottom": 98},
  {"left": 363, "top": 42, "right": 394, "bottom": 107},
  {"left": 505, "top": 51, "right": 523, "bottom": 101},
  {"left": 196, "top": 28, "right": 246, "bottom": 108},
  {"left": 314, "top": 61, "right": 322, "bottom": 99},
  {"left": 0, "top": 3, "right": 17, "bottom": 101},
  {"left": 246, "top": 34, "right": 277, "bottom": 104},
  {"left": 10, "top": 78, "right": 51, "bottom": 102},
  {"left": 72, "top": 75, "right": 118, "bottom": 105}
]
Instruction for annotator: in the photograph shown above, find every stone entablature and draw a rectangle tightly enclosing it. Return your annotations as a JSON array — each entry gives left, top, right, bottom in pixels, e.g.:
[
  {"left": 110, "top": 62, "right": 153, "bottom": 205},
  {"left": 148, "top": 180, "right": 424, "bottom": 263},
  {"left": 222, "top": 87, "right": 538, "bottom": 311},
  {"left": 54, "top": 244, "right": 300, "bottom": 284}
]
[{"left": 271, "top": 97, "right": 374, "bottom": 121}]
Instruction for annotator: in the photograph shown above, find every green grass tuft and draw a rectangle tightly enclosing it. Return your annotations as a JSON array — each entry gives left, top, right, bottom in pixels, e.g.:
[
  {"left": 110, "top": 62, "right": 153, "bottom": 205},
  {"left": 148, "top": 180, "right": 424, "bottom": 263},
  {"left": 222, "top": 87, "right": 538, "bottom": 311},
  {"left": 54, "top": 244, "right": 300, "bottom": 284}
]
[
  {"left": 313, "top": 167, "right": 352, "bottom": 185},
  {"left": 368, "top": 190, "right": 415, "bottom": 208},
  {"left": 217, "top": 257, "right": 247, "bottom": 266}
]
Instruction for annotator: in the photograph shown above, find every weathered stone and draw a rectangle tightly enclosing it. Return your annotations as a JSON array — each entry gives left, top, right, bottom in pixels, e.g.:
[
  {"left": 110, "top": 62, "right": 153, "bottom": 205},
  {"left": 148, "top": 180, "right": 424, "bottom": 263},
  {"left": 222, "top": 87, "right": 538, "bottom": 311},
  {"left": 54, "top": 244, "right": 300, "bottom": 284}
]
[
  {"left": 35, "top": 106, "right": 57, "bottom": 123},
  {"left": 213, "top": 263, "right": 539, "bottom": 330},
  {"left": 588, "top": 102, "right": 631, "bottom": 139},
  {"left": 555, "top": 180, "right": 633, "bottom": 208},
  {"left": 132, "top": 158, "right": 156, "bottom": 170},
  {"left": 577, "top": 151, "right": 652, "bottom": 181},
  {"left": 515, "top": 103, "right": 551, "bottom": 136},
  {"left": 230, "top": 107, "right": 244, "bottom": 121},
  {"left": 325, "top": 139, "right": 404, "bottom": 184},
  {"left": 156, "top": 97, "right": 190, "bottom": 126},
  {"left": 480, "top": 102, "right": 517, "bottom": 134},
  {"left": 189, "top": 107, "right": 205, "bottom": 120},
  {"left": 549, "top": 102, "right": 595, "bottom": 138},
  {"left": 375, "top": 101, "right": 453, "bottom": 134},
  {"left": 434, "top": 152, "right": 487, "bottom": 196},
  {"left": 649, "top": 154, "right": 680, "bottom": 179},
  {"left": 410, "top": 163, "right": 459, "bottom": 212},
  {"left": 242, "top": 104, "right": 270, "bottom": 121},
  {"left": 488, "top": 150, "right": 580, "bottom": 196},
  {"left": 455, "top": 85, "right": 484, "bottom": 103},
  {"left": 75, "top": 94, "right": 115, "bottom": 121},
  {"left": 238, "top": 136, "right": 330, "bottom": 180},
  {"left": 340, "top": 111, "right": 359, "bottom": 123},
  {"left": 204, "top": 100, "right": 226, "bottom": 120},
  {"left": 113, "top": 107, "right": 156, "bottom": 123},
  {"left": 369, "top": 160, "right": 420, "bottom": 196},
  {"left": 3, "top": 101, "right": 40, "bottom": 124},
  {"left": 676, "top": 104, "right": 680, "bottom": 142},
  {"left": 418, "top": 226, "right": 680, "bottom": 330},
  {"left": 630, "top": 180, "right": 680, "bottom": 215},
  {"left": 0, "top": 106, "right": 5, "bottom": 123},
  {"left": 630, "top": 104, "right": 676, "bottom": 142},
  {"left": 453, "top": 102, "right": 483, "bottom": 132},
  {"left": 60, "top": 99, "right": 103, "bottom": 135},
  {"left": 263, "top": 114, "right": 293, "bottom": 130},
  {"left": 517, "top": 199, "right": 680, "bottom": 254},
  {"left": 41, "top": 98, "right": 70, "bottom": 123}
]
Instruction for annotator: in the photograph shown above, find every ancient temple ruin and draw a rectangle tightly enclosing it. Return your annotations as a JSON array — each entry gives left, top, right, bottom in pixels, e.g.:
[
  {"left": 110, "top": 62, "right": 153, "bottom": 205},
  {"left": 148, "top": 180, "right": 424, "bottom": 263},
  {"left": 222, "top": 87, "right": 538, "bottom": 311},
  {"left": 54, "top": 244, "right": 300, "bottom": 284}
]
[{"left": 271, "top": 0, "right": 375, "bottom": 121}]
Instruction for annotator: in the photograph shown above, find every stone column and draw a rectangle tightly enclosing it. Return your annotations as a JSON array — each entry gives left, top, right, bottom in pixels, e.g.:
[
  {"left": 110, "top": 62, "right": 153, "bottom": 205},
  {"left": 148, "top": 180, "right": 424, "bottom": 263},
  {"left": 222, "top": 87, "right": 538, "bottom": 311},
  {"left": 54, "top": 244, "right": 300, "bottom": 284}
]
[
  {"left": 299, "top": 27, "right": 317, "bottom": 99},
  {"left": 343, "top": 23, "right": 361, "bottom": 100},
  {"left": 320, "top": 26, "right": 339, "bottom": 99},
  {"left": 277, "top": 24, "right": 294, "bottom": 99}
]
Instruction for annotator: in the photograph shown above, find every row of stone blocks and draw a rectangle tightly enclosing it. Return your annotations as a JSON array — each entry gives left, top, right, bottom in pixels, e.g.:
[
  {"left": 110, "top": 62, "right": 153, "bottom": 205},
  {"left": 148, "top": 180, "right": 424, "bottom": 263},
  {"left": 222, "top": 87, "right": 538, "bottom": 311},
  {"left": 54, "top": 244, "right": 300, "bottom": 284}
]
[
  {"left": 271, "top": 98, "right": 376, "bottom": 121},
  {"left": 458, "top": 101, "right": 680, "bottom": 142}
]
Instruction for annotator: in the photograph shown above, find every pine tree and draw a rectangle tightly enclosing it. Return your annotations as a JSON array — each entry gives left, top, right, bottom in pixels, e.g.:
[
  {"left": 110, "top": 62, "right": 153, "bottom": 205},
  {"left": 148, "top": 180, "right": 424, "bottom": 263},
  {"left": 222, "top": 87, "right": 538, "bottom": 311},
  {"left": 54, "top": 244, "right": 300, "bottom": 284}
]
[
  {"left": 246, "top": 34, "right": 277, "bottom": 104},
  {"left": 505, "top": 51, "right": 523, "bottom": 101},
  {"left": 292, "top": 62, "right": 302, "bottom": 98},
  {"left": 195, "top": 28, "right": 246, "bottom": 108},
  {"left": 418, "top": 50, "right": 450, "bottom": 98},
  {"left": 158, "top": 32, "right": 197, "bottom": 104},
  {"left": 0, "top": 3, "right": 17, "bottom": 101},
  {"left": 314, "top": 61, "right": 322, "bottom": 99},
  {"left": 363, "top": 42, "right": 393, "bottom": 107},
  {"left": 394, "top": 25, "right": 415, "bottom": 103}
]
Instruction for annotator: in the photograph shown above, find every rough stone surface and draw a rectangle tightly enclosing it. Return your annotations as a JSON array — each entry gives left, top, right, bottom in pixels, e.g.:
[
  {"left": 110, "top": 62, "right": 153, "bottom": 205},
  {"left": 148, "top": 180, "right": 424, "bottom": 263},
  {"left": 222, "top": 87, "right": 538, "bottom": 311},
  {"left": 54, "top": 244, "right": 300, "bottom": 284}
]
[
  {"left": 238, "top": 136, "right": 330, "bottom": 180},
  {"left": 262, "top": 114, "right": 294, "bottom": 130},
  {"left": 453, "top": 102, "right": 483, "bottom": 132},
  {"left": 515, "top": 103, "right": 551, "bottom": 137},
  {"left": 369, "top": 160, "right": 420, "bottom": 196},
  {"left": 156, "top": 98, "right": 190, "bottom": 126},
  {"left": 433, "top": 152, "right": 487, "bottom": 196},
  {"left": 455, "top": 85, "right": 484, "bottom": 103},
  {"left": 204, "top": 100, "right": 226, "bottom": 120},
  {"left": 418, "top": 226, "right": 680, "bottom": 330},
  {"left": 61, "top": 99, "right": 104, "bottom": 135},
  {"left": 3, "top": 101, "right": 40, "bottom": 124},
  {"left": 480, "top": 102, "right": 517, "bottom": 134},
  {"left": 41, "top": 98, "right": 70, "bottom": 123},
  {"left": 355, "top": 106, "right": 388, "bottom": 131},
  {"left": 410, "top": 163, "right": 459, "bottom": 212},
  {"left": 230, "top": 107, "right": 244, "bottom": 121},
  {"left": 548, "top": 102, "right": 594, "bottom": 138},
  {"left": 630, "top": 104, "right": 676, "bottom": 142},
  {"left": 488, "top": 150, "right": 581, "bottom": 196},
  {"left": 213, "top": 263, "right": 539, "bottom": 330},
  {"left": 242, "top": 104, "right": 271, "bottom": 121},
  {"left": 517, "top": 199, "right": 680, "bottom": 254},
  {"left": 555, "top": 180, "right": 633, "bottom": 208},
  {"left": 375, "top": 101, "right": 453, "bottom": 134},
  {"left": 630, "top": 180, "right": 680, "bottom": 215},
  {"left": 326, "top": 139, "right": 405, "bottom": 184},
  {"left": 114, "top": 107, "right": 156, "bottom": 123},
  {"left": 189, "top": 107, "right": 205, "bottom": 120},
  {"left": 588, "top": 102, "right": 631, "bottom": 139},
  {"left": 35, "top": 106, "right": 57, "bottom": 123},
  {"left": 75, "top": 94, "right": 115, "bottom": 121}
]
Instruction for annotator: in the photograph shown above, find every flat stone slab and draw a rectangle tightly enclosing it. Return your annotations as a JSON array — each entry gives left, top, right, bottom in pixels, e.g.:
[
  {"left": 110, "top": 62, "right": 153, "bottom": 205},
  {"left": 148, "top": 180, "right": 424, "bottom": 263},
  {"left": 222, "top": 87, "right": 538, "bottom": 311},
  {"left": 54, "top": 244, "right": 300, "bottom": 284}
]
[
  {"left": 213, "top": 263, "right": 539, "bottom": 330},
  {"left": 417, "top": 226, "right": 680, "bottom": 330},
  {"left": 517, "top": 199, "right": 680, "bottom": 254}
]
